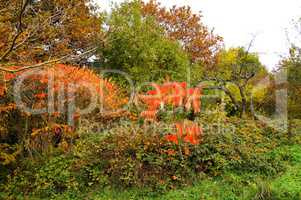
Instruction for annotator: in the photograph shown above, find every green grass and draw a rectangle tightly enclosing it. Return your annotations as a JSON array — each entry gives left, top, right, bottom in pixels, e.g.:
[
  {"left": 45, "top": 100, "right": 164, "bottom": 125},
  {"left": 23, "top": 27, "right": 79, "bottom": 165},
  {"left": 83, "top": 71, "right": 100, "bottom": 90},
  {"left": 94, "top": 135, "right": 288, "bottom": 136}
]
[{"left": 269, "top": 145, "right": 301, "bottom": 199}]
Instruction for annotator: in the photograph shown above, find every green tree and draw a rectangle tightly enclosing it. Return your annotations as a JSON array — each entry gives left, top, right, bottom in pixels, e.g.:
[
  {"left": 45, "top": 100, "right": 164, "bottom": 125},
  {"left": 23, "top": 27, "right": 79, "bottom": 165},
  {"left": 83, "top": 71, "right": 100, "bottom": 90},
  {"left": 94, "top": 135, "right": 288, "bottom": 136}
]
[
  {"left": 204, "top": 47, "right": 267, "bottom": 117},
  {"left": 99, "top": 1, "right": 190, "bottom": 85},
  {"left": 282, "top": 47, "right": 301, "bottom": 119}
]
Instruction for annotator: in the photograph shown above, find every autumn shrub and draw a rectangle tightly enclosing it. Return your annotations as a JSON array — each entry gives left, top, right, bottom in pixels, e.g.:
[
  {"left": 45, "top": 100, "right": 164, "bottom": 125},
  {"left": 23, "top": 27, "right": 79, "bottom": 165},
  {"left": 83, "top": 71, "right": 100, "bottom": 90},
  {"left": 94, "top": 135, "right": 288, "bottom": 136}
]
[
  {"left": 0, "top": 78, "right": 294, "bottom": 198},
  {"left": 73, "top": 112, "right": 289, "bottom": 189},
  {"left": 0, "top": 64, "right": 127, "bottom": 166},
  {"left": 72, "top": 121, "right": 205, "bottom": 190},
  {"left": 66, "top": 81, "right": 204, "bottom": 190},
  {"left": 70, "top": 116, "right": 289, "bottom": 190},
  {"left": 138, "top": 82, "right": 201, "bottom": 121},
  {"left": 0, "top": 121, "right": 201, "bottom": 197},
  {"left": 2, "top": 153, "right": 81, "bottom": 199}
]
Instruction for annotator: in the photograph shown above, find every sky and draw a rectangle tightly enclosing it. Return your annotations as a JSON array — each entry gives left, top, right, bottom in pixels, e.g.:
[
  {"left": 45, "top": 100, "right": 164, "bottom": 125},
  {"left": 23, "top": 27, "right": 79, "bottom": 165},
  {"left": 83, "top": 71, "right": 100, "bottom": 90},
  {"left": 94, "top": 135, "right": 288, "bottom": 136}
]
[{"left": 97, "top": 0, "right": 301, "bottom": 70}]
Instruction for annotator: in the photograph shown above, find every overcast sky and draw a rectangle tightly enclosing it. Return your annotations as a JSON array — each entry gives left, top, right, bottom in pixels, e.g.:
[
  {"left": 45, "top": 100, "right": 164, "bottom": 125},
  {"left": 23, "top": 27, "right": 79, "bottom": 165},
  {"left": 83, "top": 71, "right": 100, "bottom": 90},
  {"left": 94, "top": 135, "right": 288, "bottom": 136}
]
[{"left": 97, "top": 0, "right": 301, "bottom": 70}]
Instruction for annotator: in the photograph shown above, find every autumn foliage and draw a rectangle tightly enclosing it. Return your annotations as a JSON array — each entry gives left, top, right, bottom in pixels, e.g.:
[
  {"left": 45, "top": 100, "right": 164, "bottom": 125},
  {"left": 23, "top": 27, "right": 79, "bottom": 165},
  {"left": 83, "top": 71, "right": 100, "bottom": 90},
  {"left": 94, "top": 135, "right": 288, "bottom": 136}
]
[
  {"left": 139, "top": 82, "right": 202, "bottom": 120},
  {"left": 165, "top": 122, "right": 203, "bottom": 145},
  {"left": 0, "top": 64, "right": 127, "bottom": 161},
  {"left": 0, "top": 0, "right": 102, "bottom": 64},
  {"left": 2, "top": 64, "right": 126, "bottom": 116},
  {"left": 139, "top": 81, "right": 204, "bottom": 157},
  {"left": 142, "top": 0, "right": 222, "bottom": 65}
]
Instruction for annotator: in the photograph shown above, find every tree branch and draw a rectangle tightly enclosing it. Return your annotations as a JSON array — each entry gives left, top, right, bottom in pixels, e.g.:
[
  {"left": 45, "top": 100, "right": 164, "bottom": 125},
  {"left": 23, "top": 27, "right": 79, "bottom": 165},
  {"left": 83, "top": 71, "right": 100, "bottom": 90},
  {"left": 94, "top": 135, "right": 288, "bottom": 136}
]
[
  {"left": 205, "top": 85, "right": 239, "bottom": 110},
  {"left": 11, "top": 11, "right": 64, "bottom": 53},
  {"left": 0, "top": 47, "right": 97, "bottom": 73},
  {"left": 0, "top": 0, "right": 29, "bottom": 61}
]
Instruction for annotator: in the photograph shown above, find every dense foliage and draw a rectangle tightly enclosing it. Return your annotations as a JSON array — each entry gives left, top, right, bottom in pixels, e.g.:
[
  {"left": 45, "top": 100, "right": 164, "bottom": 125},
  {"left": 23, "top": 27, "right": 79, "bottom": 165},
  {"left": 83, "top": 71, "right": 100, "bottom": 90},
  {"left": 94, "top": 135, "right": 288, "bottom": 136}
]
[
  {"left": 0, "top": 1, "right": 300, "bottom": 200},
  {"left": 0, "top": 0, "right": 102, "bottom": 64},
  {"left": 0, "top": 64, "right": 127, "bottom": 166},
  {"left": 141, "top": 0, "right": 222, "bottom": 65},
  {"left": 99, "top": 1, "right": 190, "bottom": 85}
]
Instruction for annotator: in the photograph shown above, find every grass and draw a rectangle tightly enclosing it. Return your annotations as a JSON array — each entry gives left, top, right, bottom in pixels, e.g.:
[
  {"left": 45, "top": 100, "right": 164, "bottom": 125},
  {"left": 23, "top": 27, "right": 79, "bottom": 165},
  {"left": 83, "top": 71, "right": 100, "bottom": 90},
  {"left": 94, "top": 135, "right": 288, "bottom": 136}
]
[
  {"left": 270, "top": 145, "right": 301, "bottom": 199},
  {"left": 89, "top": 174, "right": 257, "bottom": 200}
]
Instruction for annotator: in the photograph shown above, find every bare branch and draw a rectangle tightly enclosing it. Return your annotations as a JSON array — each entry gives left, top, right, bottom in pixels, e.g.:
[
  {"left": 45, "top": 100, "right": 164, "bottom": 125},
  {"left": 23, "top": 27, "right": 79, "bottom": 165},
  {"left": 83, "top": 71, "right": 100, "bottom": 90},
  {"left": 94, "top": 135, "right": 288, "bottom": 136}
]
[
  {"left": 246, "top": 34, "right": 257, "bottom": 54},
  {"left": 0, "top": 0, "right": 30, "bottom": 61},
  {"left": 205, "top": 85, "right": 239, "bottom": 110},
  {"left": 0, "top": 47, "right": 97, "bottom": 73},
  {"left": 12, "top": 11, "right": 65, "bottom": 53}
]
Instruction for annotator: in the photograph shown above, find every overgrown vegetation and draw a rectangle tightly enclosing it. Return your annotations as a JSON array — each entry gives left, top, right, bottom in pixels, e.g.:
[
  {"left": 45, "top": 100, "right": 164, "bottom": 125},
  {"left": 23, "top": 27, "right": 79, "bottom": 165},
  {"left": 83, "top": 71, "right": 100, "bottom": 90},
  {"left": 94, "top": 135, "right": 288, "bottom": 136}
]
[{"left": 0, "top": 0, "right": 300, "bottom": 199}]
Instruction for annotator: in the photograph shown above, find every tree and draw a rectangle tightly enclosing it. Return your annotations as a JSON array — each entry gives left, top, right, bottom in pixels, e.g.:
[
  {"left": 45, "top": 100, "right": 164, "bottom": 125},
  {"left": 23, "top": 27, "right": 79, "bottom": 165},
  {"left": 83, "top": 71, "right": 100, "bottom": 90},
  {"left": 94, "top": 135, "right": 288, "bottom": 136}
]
[
  {"left": 100, "top": 1, "right": 190, "bottom": 85},
  {"left": 255, "top": 18, "right": 301, "bottom": 137},
  {"left": 281, "top": 47, "right": 301, "bottom": 119},
  {"left": 0, "top": 0, "right": 103, "bottom": 65},
  {"left": 204, "top": 47, "right": 267, "bottom": 117},
  {"left": 285, "top": 18, "right": 301, "bottom": 120},
  {"left": 141, "top": 0, "right": 222, "bottom": 65}
]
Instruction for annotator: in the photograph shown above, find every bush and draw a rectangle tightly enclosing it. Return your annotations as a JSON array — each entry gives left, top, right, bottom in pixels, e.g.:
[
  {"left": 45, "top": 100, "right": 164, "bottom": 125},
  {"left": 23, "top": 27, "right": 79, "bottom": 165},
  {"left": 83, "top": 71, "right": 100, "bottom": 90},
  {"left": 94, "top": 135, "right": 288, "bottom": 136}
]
[
  {"left": 71, "top": 115, "right": 289, "bottom": 189},
  {"left": 2, "top": 153, "right": 81, "bottom": 199},
  {"left": 195, "top": 113, "right": 288, "bottom": 176},
  {"left": 73, "top": 121, "right": 202, "bottom": 190},
  {"left": 0, "top": 82, "right": 295, "bottom": 198},
  {"left": 0, "top": 64, "right": 127, "bottom": 174},
  {"left": 0, "top": 115, "right": 293, "bottom": 199}
]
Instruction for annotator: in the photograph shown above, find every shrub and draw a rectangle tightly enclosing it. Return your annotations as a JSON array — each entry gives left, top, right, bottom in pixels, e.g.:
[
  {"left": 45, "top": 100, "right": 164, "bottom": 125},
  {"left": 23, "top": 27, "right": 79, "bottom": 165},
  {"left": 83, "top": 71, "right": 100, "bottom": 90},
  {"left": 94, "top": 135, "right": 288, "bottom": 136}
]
[
  {"left": 0, "top": 115, "right": 292, "bottom": 198},
  {"left": 72, "top": 121, "right": 206, "bottom": 190},
  {"left": 195, "top": 112, "right": 289, "bottom": 176},
  {"left": 2, "top": 154, "right": 80, "bottom": 199},
  {"left": 0, "top": 64, "right": 127, "bottom": 165},
  {"left": 138, "top": 82, "right": 202, "bottom": 121},
  {"left": 44, "top": 89, "right": 288, "bottom": 192}
]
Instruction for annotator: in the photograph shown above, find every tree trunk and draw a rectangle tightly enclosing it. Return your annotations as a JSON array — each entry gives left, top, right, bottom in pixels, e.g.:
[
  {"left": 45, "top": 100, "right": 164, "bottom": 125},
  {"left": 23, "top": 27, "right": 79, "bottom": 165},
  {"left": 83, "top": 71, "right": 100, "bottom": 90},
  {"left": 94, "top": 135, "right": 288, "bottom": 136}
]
[
  {"left": 238, "top": 85, "right": 247, "bottom": 118},
  {"left": 223, "top": 87, "right": 240, "bottom": 112},
  {"left": 0, "top": 71, "right": 6, "bottom": 94},
  {"left": 250, "top": 95, "right": 257, "bottom": 120},
  {"left": 205, "top": 85, "right": 240, "bottom": 113}
]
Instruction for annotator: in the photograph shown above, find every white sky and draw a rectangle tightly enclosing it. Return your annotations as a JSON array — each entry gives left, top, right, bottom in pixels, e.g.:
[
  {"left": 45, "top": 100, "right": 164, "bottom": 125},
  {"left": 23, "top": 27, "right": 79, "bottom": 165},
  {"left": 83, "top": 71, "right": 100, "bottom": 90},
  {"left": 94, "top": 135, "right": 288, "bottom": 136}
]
[{"left": 97, "top": 0, "right": 301, "bottom": 70}]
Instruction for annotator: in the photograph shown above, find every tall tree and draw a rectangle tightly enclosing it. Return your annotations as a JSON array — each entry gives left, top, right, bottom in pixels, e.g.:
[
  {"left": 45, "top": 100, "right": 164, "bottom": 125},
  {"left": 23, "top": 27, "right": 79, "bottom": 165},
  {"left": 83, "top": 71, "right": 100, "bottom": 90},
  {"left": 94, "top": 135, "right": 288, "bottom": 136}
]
[
  {"left": 0, "top": 0, "right": 103, "bottom": 65},
  {"left": 282, "top": 46, "right": 301, "bottom": 119},
  {"left": 100, "top": 1, "right": 190, "bottom": 85},
  {"left": 141, "top": 0, "right": 222, "bottom": 65}
]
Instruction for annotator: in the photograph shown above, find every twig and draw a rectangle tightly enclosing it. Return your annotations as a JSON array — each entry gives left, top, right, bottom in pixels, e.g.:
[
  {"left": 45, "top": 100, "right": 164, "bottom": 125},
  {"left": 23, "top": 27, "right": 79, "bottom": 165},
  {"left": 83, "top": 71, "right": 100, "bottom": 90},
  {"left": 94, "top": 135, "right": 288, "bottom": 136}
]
[
  {"left": 0, "top": 47, "right": 97, "bottom": 73},
  {"left": 12, "top": 11, "right": 64, "bottom": 52},
  {"left": 0, "top": 0, "right": 29, "bottom": 61}
]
